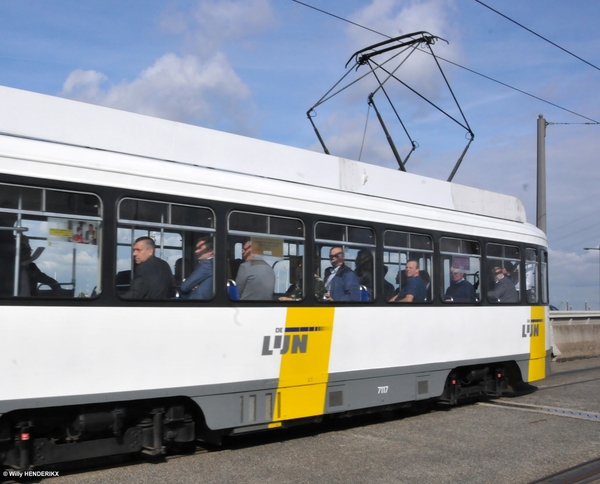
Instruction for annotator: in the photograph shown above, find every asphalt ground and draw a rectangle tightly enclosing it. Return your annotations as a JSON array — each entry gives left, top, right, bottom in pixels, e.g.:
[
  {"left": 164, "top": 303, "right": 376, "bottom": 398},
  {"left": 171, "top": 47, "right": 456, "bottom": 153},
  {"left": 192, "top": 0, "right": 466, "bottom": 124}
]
[{"left": 22, "top": 357, "right": 600, "bottom": 483}]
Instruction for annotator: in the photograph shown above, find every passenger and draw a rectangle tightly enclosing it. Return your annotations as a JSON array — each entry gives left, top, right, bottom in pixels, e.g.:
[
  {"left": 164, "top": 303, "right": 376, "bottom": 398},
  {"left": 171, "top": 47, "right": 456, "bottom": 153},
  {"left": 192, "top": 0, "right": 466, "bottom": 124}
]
[
  {"left": 279, "top": 260, "right": 303, "bottom": 302},
  {"left": 502, "top": 262, "right": 518, "bottom": 284},
  {"left": 180, "top": 237, "right": 214, "bottom": 300},
  {"left": 388, "top": 259, "right": 427, "bottom": 303},
  {"left": 279, "top": 262, "right": 327, "bottom": 302},
  {"left": 72, "top": 225, "right": 84, "bottom": 243},
  {"left": 173, "top": 257, "right": 192, "bottom": 286},
  {"left": 488, "top": 266, "right": 519, "bottom": 303},
  {"left": 122, "top": 236, "right": 174, "bottom": 299},
  {"left": 324, "top": 246, "right": 360, "bottom": 302},
  {"left": 314, "top": 271, "right": 326, "bottom": 301},
  {"left": 354, "top": 249, "right": 374, "bottom": 301},
  {"left": 387, "top": 270, "right": 402, "bottom": 301},
  {"left": 19, "top": 236, "right": 61, "bottom": 296},
  {"left": 382, "top": 266, "right": 396, "bottom": 302},
  {"left": 444, "top": 267, "right": 476, "bottom": 303},
  {"left": 236, "top": 240, "right": 275, "bottom": 300},
  {"left": 84, "top": 224, "right": 96, "bottom": 245}
]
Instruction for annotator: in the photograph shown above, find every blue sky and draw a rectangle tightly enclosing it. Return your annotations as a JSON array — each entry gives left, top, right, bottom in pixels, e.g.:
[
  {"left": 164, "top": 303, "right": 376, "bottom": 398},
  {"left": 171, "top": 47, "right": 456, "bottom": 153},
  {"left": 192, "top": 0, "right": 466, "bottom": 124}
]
[{"left": 1, "top": 0, "right": 599, "bottom": 309}]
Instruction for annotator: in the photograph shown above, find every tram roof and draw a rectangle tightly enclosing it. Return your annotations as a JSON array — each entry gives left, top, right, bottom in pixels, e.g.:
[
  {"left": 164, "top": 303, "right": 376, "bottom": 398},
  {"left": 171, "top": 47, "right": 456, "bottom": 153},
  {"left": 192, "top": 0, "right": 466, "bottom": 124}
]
[{"left": 0, "top": 85, "right": 526, "bottom": 223}]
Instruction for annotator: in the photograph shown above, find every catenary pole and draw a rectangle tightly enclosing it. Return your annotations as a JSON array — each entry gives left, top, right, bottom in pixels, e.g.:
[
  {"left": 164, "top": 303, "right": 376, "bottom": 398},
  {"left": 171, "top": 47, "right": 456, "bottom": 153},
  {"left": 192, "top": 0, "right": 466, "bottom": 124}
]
[{"left": 536, "top": 114, "right": 547, "bottom": 233}]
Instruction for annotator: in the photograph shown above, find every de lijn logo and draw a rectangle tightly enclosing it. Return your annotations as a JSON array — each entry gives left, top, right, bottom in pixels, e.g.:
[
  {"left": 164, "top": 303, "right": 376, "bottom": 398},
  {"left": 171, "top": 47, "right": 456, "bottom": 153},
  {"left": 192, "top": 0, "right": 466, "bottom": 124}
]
[
  {"left": 522, "top": 319, "right": 542, "bottom": 338},
  {"left": 261, "top": 326, "right": 324, "bottom": 356}
]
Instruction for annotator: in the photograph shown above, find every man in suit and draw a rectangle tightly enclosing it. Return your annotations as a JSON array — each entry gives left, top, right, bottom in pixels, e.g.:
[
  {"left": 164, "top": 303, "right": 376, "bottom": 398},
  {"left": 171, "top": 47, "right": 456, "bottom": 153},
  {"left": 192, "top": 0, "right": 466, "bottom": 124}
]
[
  {"left": 123, "top": 236, "right": 174, "bottom": 299},
  {"left": 180, "top": 236, "right": 214, "bottom": 300},
  {"left": 324, "top": 246, "right": 360, "bottom": 302},
  {"left": 488, "top": 266, "right": 519, "bottom": 303}
]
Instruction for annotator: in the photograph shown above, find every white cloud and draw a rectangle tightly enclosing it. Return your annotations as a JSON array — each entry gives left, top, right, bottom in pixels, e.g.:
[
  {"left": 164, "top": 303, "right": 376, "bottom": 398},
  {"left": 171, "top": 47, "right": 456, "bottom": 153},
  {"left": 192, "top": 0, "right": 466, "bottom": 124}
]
[
  {"left": 61, "top": 70, "right": 108, "bottom": 101},
  {"left": 189, "top": 0, "right": 275, "bottom": 54},
  {"left": 62, "top": 53, "right": 250, "bottom": 126},
  {"left": 59, "top": 0, "right": 275, "bottom": 134},
  {"left": 549, "top": 247, "right": 600, "bottom": 310}
]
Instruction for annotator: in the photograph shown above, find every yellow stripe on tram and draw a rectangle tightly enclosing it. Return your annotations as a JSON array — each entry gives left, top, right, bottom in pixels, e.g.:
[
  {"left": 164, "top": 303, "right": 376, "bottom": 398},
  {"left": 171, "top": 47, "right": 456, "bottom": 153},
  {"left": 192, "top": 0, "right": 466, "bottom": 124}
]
[
  {"left": 271, "top": 307, "right": 335, "bottom": 424},
  {"left": 528, "top": 306, "right": 546, "bottom": 381}
]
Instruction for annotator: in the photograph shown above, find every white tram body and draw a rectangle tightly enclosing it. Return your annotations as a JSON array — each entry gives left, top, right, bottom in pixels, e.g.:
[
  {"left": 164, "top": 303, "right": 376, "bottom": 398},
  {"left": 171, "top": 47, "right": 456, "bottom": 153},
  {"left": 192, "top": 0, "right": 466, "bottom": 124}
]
[{"left": 0, "top": 85, "right": 549, "bottom": 468}]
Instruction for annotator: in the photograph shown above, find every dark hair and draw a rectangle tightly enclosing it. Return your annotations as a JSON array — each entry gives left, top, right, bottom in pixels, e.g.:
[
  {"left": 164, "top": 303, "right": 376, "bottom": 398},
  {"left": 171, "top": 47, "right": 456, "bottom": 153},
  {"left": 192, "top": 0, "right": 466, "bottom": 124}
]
[
  {"left": 355, "top": 249, "right": 373, "bottom": 274},
  {"left": 135, "top": 236, "right": 155, "bottom": 250},
  {"left": 196, "top": 236, "right": 214, "bottom": 252}
]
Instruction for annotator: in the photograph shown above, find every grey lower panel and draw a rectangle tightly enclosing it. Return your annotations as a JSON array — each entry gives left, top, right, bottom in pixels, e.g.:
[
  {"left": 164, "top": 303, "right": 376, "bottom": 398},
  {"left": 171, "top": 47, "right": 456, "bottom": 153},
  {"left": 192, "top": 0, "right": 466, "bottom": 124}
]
[
  {"left": 194, "top": 391, "right": 277, "bottom": 430},
  {"left": 0, "top": 352, "right": 536, "bottom": 431},
  {"left": 326, "top": 370, "right": 447, "bottom": 414}
]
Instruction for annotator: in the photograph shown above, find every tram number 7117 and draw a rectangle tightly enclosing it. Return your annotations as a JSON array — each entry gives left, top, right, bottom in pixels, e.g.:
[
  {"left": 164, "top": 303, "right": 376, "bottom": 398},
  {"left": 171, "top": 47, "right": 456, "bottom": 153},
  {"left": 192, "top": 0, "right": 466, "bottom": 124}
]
[{"left": 378, "top": 386, "right": 389, "bottom": 394}]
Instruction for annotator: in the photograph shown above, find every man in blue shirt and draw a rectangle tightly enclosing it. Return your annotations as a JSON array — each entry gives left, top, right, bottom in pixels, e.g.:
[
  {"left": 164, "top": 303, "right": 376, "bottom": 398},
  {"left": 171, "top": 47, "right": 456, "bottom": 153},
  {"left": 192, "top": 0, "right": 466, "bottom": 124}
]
[
  {"left": 180, "top": 236, "right": 214, "bottom": 300},
  {"left": 389, "top": 259, "right": 427, "bottom": 303}
]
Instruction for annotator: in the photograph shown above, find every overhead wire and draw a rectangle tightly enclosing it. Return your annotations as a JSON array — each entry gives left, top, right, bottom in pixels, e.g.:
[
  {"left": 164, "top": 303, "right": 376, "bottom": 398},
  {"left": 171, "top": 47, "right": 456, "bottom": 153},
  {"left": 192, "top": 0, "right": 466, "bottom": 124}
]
[{"left": 474, "top": 0, "right": 600, "bottom": 73}]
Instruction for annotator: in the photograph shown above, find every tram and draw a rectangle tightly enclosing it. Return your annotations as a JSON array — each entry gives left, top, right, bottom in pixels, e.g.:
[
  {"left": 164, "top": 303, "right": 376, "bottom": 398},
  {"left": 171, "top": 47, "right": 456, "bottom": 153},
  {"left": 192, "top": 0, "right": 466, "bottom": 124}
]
[{"left": 0, "top": 85, "right": 550, "bottom": 470}]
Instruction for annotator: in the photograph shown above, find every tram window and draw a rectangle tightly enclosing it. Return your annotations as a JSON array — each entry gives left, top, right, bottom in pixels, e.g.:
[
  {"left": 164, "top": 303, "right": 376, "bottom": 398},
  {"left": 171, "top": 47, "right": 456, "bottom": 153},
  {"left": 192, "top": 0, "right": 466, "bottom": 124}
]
[
  {"left": 228, "top": 211, "right": 304, "bottom": 301},
  {"left": 487, "top": 243, "right": 520, "bottom": 261},
  {"left": 172, "top": 204, "right": 214, "bottom": 228},
  {"left": 229, "top": 212, "right": 268, "bottom": 234},
  {"left": 315, "top": 222, "right": 375, "bottom": 303},
  {"left": 486, "top": 243, "right": 520, "bottom": 304},
  {"left": 348, "top": 226, "right": 375, "bottom": 245},
  {"left": 0, "top": 184, "right": 42, "bottom": 211},
  {"left": 384, "top": 231, "right": 408, "bottom": 249},
  {"left": 117, "top": 198, "right": 215, "bottom": 300},
  {"left": 541, "top": 250, "right": 549, "bottom": 304},
  {"left": 315, "top": 222, "right": 345, "bottom": 242},
  {"left": 383, "top": 230, "right": 432, "bottom": 303},
  {"left": 271, "top": 217, "right": 304, "bottom": 238},
  {"left": 46, "top": 191, "right": 100, "bottom": 217},
  {"left": 525, "top": 249, "right": 539, "bottom": 304},
  {"left": 0, "top": 183, "right": 102, "bottom": 299},
  {"left": 440, "top": 237, "right": 480, "bottom": 303},
  {"left": 119, "top": 199, "right": 169, "bottom": 224}
]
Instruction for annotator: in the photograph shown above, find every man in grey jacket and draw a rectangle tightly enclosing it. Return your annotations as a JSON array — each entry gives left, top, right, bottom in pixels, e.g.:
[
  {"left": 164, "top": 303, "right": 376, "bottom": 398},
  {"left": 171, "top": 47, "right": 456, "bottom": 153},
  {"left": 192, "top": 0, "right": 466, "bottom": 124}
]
[
  {"left": 236, "top": 240, "right": 275, "bottom": 300},
  {"left": 488, "top": 266, "right": 519, "bottom": 303}
]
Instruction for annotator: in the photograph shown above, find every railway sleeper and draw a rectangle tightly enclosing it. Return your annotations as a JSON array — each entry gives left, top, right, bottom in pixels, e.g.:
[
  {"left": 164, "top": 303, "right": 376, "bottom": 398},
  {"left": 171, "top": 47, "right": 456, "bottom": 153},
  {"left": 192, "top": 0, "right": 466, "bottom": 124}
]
[{"left": 1, "top": 403, "right": 196, "bottom": 470}]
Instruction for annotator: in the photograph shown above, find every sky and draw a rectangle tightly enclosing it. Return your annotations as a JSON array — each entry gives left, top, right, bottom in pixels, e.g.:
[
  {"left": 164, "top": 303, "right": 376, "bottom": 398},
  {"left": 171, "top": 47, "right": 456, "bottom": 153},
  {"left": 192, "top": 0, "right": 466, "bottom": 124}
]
[{"left": 1, "top": 0, "right": 599, "bottom": 310}]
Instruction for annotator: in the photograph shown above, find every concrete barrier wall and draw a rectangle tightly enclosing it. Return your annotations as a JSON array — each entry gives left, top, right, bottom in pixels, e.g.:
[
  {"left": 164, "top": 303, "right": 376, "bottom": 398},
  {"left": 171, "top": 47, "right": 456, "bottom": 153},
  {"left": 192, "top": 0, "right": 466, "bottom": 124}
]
[{"left": 550, "top": 311, "right": 600, "bottom": 360}]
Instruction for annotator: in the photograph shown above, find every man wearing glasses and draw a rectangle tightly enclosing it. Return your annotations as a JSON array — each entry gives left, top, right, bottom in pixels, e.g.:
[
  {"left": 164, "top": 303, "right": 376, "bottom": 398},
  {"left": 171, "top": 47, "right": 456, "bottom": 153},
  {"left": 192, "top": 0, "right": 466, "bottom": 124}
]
[
  {"left": 180, "top": 236, "right": 214, "bottom": 300},
  {"left": 236, "top": 240, "right": 275, "bottom": 300},
  {"left": 323, "top": 246, "right": 360, "bottom": 302}
]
